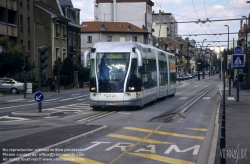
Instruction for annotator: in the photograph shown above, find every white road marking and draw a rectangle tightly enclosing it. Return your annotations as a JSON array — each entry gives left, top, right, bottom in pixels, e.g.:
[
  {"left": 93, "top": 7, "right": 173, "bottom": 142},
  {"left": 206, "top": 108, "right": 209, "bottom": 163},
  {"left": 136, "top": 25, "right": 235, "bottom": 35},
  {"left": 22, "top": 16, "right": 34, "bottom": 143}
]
[
  {"left": 59, "top": 96, "right": 84, "bottom": 101},
  {"left": 202, "top": 97, "right": 211, "bottom": 99},
  {"left": 7, "top": 99, "right": 25, "bottom": 102},
  {"left": 180, "top": 97, "right": 188, "bottom": 99}
]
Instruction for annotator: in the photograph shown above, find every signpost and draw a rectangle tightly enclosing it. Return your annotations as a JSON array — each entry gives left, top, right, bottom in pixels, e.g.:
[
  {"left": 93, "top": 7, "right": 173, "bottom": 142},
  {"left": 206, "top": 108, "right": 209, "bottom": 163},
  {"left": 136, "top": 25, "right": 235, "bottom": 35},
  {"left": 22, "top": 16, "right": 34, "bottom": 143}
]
[
  {"left": 34, "top": 91, "right": 44, "bottom": 112},
  {"left": 234, "top": 46, "right": 243, "bottom": 54},
  {"left": 232, "top": 46, "right": 245, "bottom": 102}
]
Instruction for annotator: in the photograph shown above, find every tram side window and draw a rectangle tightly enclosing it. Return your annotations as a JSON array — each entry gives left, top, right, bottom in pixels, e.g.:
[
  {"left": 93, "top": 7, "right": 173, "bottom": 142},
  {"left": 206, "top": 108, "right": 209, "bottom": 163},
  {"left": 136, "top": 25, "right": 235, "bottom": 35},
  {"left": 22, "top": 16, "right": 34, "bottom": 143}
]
[
  {"left": 169, "top": 56, "right": 176, "bottom": 85},
  {"left": 159, "top": 61, "right": 168, "bottom": 86},
  {"left": 141, "top": 59, "right": 157, "bottom": 89}
]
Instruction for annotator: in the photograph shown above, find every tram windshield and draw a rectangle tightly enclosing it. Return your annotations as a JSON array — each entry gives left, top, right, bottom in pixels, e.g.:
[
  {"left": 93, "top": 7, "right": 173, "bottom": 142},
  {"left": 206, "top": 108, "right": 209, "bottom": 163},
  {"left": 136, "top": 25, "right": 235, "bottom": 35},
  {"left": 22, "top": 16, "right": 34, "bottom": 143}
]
[{"left": 96, "top": 53, "right": 130, "bottom": 92}]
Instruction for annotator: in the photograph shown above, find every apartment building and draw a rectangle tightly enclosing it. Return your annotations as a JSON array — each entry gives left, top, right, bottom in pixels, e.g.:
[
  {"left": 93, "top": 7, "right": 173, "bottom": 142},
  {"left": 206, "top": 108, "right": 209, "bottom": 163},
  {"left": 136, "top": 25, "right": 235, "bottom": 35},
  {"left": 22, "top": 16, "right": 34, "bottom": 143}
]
[
  {"left": 94, "top": 0, "right": 154, "bottom": 44},
  {"left": 80, "top": 21, "right": 148, "bottom": 53},
  {"left": 0, "top": 0, "right": 34, "bottom": 54}
]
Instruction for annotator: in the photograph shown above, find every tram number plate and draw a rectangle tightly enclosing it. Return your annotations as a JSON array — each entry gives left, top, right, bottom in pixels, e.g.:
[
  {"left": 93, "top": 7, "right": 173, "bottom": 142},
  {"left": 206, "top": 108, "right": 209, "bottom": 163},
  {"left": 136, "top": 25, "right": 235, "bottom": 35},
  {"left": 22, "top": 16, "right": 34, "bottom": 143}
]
[{"left": 106, "top": 102, "right": 116, "bottom": 105}]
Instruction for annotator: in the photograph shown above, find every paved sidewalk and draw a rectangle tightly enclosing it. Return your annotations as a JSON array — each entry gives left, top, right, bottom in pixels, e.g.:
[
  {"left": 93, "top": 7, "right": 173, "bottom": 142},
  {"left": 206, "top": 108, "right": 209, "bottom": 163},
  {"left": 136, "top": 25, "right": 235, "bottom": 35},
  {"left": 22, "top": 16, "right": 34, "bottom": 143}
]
[{"left": 214, "top": 86, "right": 250, "bottom": 164}]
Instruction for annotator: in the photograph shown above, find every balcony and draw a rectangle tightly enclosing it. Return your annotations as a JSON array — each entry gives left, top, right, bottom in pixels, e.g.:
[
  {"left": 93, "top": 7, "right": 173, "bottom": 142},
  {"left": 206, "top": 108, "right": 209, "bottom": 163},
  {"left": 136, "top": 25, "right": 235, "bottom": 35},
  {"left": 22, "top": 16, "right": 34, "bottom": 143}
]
[
  {"left": 0, "top": 0, "right": 17, "bottom": 11},
  {"left": 0, "top": 22, "right": 18, "bottom": 37}
]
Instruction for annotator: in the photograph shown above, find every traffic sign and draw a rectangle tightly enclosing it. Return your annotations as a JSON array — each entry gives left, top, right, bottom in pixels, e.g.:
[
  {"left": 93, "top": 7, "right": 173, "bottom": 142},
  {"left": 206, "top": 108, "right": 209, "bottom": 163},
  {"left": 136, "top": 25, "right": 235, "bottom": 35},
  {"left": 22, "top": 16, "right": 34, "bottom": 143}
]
[
  {"left": 232, "top": 54, "right": 245, "bottom": 67},
  {"left": 34, "top": 91, "right": 44, "bottom": 103},
  {"left": 234, "top": 46, "right": 243, "bottom": 54}
]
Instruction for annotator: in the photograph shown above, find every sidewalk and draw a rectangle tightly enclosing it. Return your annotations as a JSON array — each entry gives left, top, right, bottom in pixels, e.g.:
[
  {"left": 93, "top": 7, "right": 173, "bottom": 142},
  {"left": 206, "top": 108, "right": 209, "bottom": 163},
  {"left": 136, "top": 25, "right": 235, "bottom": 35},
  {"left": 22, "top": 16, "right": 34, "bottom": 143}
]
[{"left": 214, "top": 86, "right": 250, "bottom": 164}]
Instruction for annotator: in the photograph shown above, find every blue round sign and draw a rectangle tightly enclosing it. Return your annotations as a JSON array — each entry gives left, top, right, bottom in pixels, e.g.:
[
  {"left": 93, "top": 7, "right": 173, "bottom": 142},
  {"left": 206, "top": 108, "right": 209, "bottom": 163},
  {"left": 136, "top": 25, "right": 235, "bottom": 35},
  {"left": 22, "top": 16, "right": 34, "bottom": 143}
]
[
  {"left": 34, "top": 91, "right": 44, "bottom": 103},
  {"left": 234, "top": 46, "right": 242, "bottom": 54}
]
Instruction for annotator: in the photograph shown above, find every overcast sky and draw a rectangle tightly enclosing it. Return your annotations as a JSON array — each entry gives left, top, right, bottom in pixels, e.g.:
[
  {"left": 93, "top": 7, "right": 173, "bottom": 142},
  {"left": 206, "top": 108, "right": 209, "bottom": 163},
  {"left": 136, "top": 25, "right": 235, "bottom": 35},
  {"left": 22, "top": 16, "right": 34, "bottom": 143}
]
[{"left": 71, "top": 0, "right": 249, "bottom": 50}]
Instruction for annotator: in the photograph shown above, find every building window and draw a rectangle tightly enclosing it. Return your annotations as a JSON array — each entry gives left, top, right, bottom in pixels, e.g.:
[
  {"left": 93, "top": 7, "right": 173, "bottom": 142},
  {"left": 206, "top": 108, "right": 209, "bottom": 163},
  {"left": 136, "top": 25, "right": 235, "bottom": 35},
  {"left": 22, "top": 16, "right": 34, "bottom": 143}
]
[
  {"left": 73, "top": 33, "right": 76, "bottom": 49},
  {"left": 55, "top": 23, "right": 60, "bottom": 37},
  {"left": 68, "top": 32, "right": 72, "bottom": 45},
  {"left": 120, "top": 36, "right": 125, "bottom": 42},
  {"left": 108, "top": 36, "right": 112, "bottom": 42},
  {"left": 28, "top": 41, "right": 30, "bottom": 51},
  {"left": 27, "top": 17, "right": 30, "bottom": 33},
  {"left": 55, "top": 48, "right": 59, "bottom": 61},
  {"left": 62, "top": 25, "right": 67, "bottom": 38},
  {"left": 133, "top": 36, "right": 138, "bottom": 42},
  {"left": 62, "top": 49, "right": 67, "bottom": 60},
  {"left": 21, "top": 40, "right": 23, "bottom": 44},
  {"left": 20, "top": 15, "right": 23, "bottom": 32},
  {"left": 27, "top": 0, "right": 29, "bottom": 9},
  {"left": 87, "top": 36, "right": 92, "bottom": 43},
  {"left": 20, "top": 0, "right": 22, "bottom": 7},
  {"left": 66, "top": 8, "right": 71, "bottom": 19}
]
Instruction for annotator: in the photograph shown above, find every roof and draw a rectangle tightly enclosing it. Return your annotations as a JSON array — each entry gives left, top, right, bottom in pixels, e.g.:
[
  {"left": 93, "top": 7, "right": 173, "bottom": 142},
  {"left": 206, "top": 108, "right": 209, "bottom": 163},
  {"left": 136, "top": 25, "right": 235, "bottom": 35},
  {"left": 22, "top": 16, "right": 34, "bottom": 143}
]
[
  {"left": 58, "top": 0, "right": 81, "bottom": 28},
  {"left": 34, "top": 0, "right": 69, "bottom": 21},
  {"left": 96, "top": 0, "right": 154, "bottom": 6},
  {"left": 80, "top": 22, "right": 148, "bottom": 33}
]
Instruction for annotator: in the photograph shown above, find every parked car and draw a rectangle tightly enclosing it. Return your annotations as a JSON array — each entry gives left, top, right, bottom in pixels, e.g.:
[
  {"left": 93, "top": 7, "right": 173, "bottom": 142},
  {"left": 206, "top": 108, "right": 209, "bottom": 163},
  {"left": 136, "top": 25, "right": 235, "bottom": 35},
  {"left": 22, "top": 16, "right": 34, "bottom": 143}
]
[{"left": 0, "top": 78, "right": 25, "bottom": 94}]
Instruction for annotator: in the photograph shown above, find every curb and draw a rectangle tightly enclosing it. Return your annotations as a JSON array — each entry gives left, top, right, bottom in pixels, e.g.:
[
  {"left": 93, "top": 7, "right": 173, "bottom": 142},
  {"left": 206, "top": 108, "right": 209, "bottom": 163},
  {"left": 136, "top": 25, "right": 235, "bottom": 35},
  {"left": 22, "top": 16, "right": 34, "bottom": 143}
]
[{"left": 2, "top": 125, "right": 107, "bottom": 164}]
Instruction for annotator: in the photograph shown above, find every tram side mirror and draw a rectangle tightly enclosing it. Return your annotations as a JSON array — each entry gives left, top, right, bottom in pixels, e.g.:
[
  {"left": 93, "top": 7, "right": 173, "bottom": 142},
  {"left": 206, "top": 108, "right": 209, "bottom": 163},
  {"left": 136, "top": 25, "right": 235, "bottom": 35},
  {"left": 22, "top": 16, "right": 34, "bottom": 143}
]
[{"left": 91, "top": 48, "right": 96, "bottom": 53}]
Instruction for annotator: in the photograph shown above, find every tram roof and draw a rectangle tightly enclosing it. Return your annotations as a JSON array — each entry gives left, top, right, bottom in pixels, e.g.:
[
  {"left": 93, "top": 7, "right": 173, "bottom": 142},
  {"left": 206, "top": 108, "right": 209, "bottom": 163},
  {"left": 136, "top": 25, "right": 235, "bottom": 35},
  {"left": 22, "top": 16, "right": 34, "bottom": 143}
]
[{"left": 93, "top": 42, "right": 174, "bottom": 57}]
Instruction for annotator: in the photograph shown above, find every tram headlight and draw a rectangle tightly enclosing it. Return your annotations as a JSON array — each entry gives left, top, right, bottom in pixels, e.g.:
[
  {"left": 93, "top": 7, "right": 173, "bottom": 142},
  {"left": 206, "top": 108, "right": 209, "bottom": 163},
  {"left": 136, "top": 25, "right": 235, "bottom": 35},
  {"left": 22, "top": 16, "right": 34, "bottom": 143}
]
[
  {"left": 129, "top": 87, "right": 135, "bottom": 90},
  {"left": 91, "top": 87, "right": 96, "bottom": 91}
]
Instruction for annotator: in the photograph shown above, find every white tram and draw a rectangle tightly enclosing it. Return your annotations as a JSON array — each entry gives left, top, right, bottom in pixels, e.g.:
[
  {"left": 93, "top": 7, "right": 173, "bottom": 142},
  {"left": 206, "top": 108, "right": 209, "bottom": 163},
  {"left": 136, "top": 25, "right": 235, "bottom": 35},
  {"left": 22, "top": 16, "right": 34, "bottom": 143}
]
[{"left": 82, "top": 42, "right": 176, "bottom": 110}]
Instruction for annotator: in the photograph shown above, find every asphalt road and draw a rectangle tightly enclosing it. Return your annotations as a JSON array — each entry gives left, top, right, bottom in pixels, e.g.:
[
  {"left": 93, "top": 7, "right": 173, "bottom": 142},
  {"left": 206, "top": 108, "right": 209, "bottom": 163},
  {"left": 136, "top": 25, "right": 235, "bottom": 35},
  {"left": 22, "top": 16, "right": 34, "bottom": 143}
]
[{"left": 0, "top": 75, "right": 221, "bottom": 164}]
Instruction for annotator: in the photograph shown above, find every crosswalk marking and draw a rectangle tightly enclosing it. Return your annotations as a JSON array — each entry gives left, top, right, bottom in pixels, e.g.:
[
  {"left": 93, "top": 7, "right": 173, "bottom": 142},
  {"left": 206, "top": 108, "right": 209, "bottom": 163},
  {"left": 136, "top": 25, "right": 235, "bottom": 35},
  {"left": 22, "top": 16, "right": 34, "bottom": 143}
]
[
  {"left": 180, "top": 97, "right": 188, "bottom": 99},
  {"left": 123, "top": 127, "right": 204, "bottom": 140},
  {"left": 202, "top": 97, "right": 211, "bottom": 100},
  {"left": 7, "top": 99, "right": 25, "bottom": 102},
  {"left": 59, "top": 96, "right": 85, "bottom": 101},
  {"left": 108, "top": 134, "right": 173, "bottom": 144},
  {"left": 0, "top": 116, "right": 30, "bottom": 122}
]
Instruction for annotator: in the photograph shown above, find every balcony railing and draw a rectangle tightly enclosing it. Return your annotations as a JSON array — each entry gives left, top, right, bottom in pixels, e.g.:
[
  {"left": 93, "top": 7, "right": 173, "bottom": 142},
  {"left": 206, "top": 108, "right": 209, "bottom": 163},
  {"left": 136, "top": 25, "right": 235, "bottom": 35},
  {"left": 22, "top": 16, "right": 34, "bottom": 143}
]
[{"left": 0, "top": 22, "right": 18, "bottom": 37}]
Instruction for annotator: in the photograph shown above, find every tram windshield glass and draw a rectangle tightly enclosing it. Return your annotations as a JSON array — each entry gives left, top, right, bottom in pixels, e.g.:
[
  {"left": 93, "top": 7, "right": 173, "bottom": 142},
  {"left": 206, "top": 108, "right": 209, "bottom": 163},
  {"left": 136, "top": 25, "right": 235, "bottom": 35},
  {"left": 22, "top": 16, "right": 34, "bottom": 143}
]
[{"left": 96, "top": 53, "right": 130, "bottom": 92}]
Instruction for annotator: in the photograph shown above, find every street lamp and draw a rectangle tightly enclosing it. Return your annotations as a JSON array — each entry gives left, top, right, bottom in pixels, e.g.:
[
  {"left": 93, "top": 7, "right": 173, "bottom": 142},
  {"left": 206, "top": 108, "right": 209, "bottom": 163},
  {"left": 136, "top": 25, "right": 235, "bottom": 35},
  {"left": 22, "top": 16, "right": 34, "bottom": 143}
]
[
  {"left": 242, "top": 16, "right": 248, "bottom": 58},
  {"left": 224, "top": 25, "right": 231, "bottom": 95},
  {"left": 217, "top": 46, "right": 222, "bottom": 81},
  {"left": 202, "top": 44, "right": 210, "bottom": 79},
  {"left": 197, "top": 39, "right": 207, "bottom": 80}
]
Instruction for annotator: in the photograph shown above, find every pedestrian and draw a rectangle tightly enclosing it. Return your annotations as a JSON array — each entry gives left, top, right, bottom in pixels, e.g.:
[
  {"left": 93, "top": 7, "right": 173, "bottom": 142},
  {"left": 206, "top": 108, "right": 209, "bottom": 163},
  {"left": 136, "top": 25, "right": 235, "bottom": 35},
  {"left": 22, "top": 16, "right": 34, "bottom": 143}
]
[
  {"left": 235, "top": 71, "right": 244, "bottom": 90},
  {"left": 53, "top": 76, "right": 58, "bottom": 92},
  {"left": 225, "top": 71, "right": 229, "bottom": 87}
]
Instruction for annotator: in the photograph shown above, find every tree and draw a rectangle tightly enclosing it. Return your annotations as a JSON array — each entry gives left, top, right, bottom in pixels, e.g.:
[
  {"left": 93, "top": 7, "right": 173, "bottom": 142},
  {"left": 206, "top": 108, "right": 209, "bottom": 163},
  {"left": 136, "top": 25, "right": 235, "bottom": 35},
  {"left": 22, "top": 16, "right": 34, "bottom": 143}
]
[{"left": 0, "top": 36, "right": 28, "bottom": 77}]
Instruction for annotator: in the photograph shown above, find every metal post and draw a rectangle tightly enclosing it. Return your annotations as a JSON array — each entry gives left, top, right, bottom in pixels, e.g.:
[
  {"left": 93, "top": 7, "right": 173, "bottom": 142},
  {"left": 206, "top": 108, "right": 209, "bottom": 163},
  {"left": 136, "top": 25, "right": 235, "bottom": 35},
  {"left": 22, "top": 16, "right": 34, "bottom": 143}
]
[
  {"left": 57, "top": 56, "right": 60, "bottom": 93},
  {"left": 24, "top": 71, "right": 27, "bottom": 98},
  {"left": 236, "top": 68, "right": 239, "bottom": 102}
]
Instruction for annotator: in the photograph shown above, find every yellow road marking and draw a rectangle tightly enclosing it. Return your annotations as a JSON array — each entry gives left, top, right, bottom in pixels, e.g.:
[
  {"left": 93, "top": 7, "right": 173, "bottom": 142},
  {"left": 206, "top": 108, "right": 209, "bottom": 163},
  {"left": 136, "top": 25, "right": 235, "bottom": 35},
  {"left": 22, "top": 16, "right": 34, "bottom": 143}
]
[
  {"left": 127, "top": 152, "right": 195, "bottom": 164},
  {"left": 108, "top": 134, "right": 173, "bottom": 144},
  {"left": 187, "top": 128, "right": 207, "bottom": 132},
  {"left": 124, "top": 127, "right": 204, "bottom": 140},
  {"left": 59, "top": 154, "right": 103, "bottom": 164}
]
